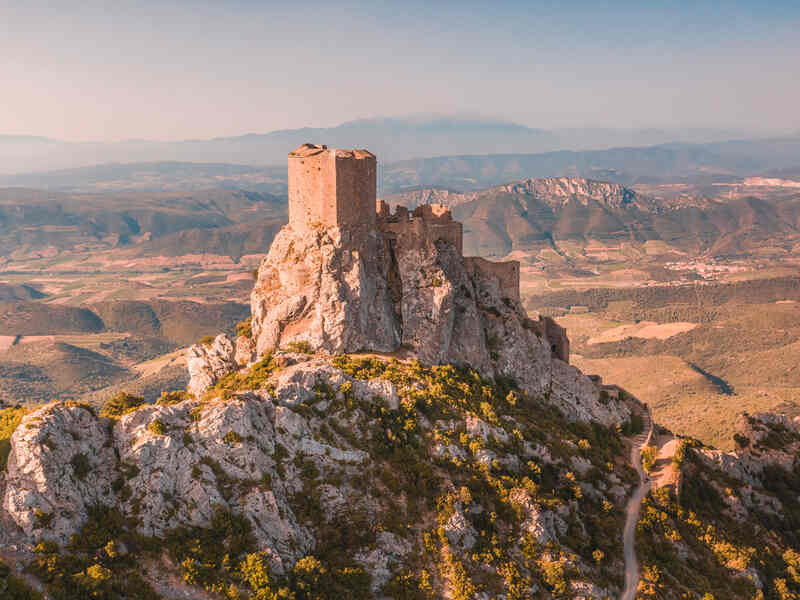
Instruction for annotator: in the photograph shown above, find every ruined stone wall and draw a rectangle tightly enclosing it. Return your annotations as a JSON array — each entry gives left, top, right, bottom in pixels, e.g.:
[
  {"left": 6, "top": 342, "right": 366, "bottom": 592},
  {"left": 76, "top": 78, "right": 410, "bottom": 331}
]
[
  {"left": 288, "top": 144, "right": 376, "bottom": 235},
  {"left": 378, "top": 202, "right": 463, "bottom": 255},
  {"left": 463, "top": 257, "right": 520, "bottom": 303},
  {"left": 538, "top": 315, "right": 570, "bottom": 363}
]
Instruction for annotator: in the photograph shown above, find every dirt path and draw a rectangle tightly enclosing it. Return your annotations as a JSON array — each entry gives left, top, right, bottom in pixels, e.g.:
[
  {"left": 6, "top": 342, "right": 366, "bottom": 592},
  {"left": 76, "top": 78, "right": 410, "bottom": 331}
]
[{"left": 621, "top": 404, "right": 653, "bottom": 600}]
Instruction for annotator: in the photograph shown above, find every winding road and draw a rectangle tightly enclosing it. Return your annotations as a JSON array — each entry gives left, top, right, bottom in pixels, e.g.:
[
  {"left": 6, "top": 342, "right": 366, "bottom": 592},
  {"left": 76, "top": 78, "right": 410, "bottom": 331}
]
[{"left": 621, "top": 405, "right": 653, "bottom": 600}]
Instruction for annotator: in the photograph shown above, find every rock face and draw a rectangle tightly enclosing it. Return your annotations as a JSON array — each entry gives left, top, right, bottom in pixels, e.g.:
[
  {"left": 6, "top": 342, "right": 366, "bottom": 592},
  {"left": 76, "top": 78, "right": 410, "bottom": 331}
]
[
  {"left": 2, "top": 403, "right": 117, "bottom": 543},
  {"left": 381, "top": 177, "right": 652, "bottom": 211},
  {"left": 248, "top": 216, "right": 562, "bottom": 405},
  {"left": 250, "top": 226, "right": 399, "bottom": 359},
  {"left": 186, "top": 334, "right": 237, "bottom": 397},
  {"left": 484, "top": 177, "right": 650, "bottom": 211},
  {"left": 696, "top": 412, "right": 800, "bottom": 485},
  {"left": 249, "top": 222, "right": 558, "bottom": 399}
]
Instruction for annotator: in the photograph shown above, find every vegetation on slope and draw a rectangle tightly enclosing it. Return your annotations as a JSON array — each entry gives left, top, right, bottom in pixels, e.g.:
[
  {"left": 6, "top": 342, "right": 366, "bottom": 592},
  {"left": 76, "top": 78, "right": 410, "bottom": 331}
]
[
  {"left": 636, "top": 435, "right": 800, "bottom": 599},
  {"left": 13, "top": 355, "right": 641, "bottom": 599},
  {"left": 0, "top": 558, "right": 42, "bottom": 600}
]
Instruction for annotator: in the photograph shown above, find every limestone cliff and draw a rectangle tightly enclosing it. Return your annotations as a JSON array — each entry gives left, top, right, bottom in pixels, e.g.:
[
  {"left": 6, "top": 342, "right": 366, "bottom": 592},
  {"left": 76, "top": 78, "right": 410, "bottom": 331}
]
[{"left": 248, "top": 217, "right": 558, "bottom": 402}]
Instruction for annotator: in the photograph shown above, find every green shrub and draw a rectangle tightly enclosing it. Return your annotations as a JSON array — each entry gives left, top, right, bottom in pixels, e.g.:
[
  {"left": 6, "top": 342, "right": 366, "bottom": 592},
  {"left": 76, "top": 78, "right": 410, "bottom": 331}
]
[
  {"left": 157, "top": 390, "right": 193, "bottom": 406},
  {"left": 33, "top": 509, "right": 53, "bottom": 529},
  {"left": 222, "top": 430, "right": 242, "bottom": 445},
  {"left": 198, "top": 335, "right": 215, "bottom": 347},
  {"left": 285, "top": 340, "right": 314, "bottom": 355},
  {"left": 621, "top": 413, "right": 644, "bottom": 436},
  {"left": 165, "top": 506, "right": 256, "bottom": 591},
  {"left": 0, "top": 407, "right": 27, "bottom": 471},
  {"left": 100, "top": 392, "right": 145, "bottom": 419},
  {"left": 70, "top": 453, "right": 91, "bottom": 480},
  {"left": 236, "top": 317, "right": 253, "bottom": 339},
  {"left": 27, "top": 505, "right": 160, "bottom": 600},
  {"left": 204, "top": 353, "right": 279, "bottom": 400},
  {"left": 641, "top": 445, "right": 657, "bottom": 472},
  {"left": 0, "top": 558, "right": 43, "bottom": 599},
  {"left": 148, "top": 419, "right": 168, "bottom": 436}
]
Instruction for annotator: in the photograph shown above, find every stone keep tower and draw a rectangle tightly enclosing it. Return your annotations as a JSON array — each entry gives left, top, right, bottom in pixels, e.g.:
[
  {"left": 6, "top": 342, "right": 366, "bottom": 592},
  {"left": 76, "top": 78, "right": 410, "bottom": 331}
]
[{"left": 287, "top": 143, "right": 377, "bottom": 235}]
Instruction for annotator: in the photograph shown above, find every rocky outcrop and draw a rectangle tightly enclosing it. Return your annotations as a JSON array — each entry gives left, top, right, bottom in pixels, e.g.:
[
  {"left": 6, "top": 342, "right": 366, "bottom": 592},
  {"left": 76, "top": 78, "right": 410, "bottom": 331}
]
[
  {"left": 550, "top": 359, "right": 631, "bottom": 426},
  {"left": 696, "top": 412, "right": 800, "bottom": 485},
  {"left": 186, "top": 334, "right": 237, "bottom": 397},
  {"left": 488, "top": 177, "right": 651, "bottom": 211},
  {"left": 3, "top": 359, "right": 378, "bottom": 573},
  {"left": 2, "top": 403, "right": 118, "bottom": 544},
  {"left": 382, "top": 177, "right": 654, "bottom": 212},
  {"left": 250, "top": 226, "right": 399, "bottom": 358},
  {"left": 250, "top": 223, "right": 556, "bottom": 400}
]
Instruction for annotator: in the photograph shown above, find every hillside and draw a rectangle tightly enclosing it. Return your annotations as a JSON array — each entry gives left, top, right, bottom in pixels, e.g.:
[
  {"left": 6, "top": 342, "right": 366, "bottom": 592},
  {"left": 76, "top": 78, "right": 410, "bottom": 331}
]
[
  {"left": 0, "top": 302, "right": 104, "bottom": 335},
  {"left": 92, "top": 299, "right": 249, "bottom": 346},
  {"left": 0, "top": 298, "right": 249, "bottom": 405},
  {"left": 123, "top": 218, "right": 286, "bottom": 261},
  {"left": 532, "top": 277, "right": 800, "bottom": 449},
  {"left": 450, "top": 177, "right": 799, "bottom": 258},
  {"left": 0, "top": 341, "right": 130, "bottom": 404},
  {"left": 0, "top": 283, "right": 45, "bottom": 302},
  {"left": 0, "top": 187, "right": 284, "bottom": 259}
]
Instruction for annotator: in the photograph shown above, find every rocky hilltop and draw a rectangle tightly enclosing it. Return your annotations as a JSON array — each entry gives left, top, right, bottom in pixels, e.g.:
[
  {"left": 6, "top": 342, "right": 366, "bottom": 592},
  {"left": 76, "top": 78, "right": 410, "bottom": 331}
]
[
  {"left": 1, "top": 147, "right": 798, "bottom": 600},
  {"left": 383, "top": 177, "right": 653, "bottom": 213}
]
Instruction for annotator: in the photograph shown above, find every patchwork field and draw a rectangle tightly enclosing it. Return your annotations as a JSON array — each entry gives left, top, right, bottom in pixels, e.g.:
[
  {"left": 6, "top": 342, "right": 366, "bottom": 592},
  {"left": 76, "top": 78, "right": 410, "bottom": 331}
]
[{"left": 539, "top": 284, "right": 800, "bottom": 450}]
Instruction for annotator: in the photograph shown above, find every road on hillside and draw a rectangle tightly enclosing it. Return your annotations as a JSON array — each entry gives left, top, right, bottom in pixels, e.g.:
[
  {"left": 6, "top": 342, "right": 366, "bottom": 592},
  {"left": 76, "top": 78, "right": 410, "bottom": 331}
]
[{"left": 621, "top": 406, "right": 653, "bottom": 600}]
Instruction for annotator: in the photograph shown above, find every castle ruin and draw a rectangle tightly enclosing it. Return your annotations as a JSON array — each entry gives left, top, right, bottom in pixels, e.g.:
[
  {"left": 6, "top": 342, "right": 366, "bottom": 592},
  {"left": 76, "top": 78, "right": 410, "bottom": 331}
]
[
  {"left": 283, "top": 143, "right": 569, "bottom": 363},
  {"left": 287, "top": 144, "right": 523, "bottom": 303}
]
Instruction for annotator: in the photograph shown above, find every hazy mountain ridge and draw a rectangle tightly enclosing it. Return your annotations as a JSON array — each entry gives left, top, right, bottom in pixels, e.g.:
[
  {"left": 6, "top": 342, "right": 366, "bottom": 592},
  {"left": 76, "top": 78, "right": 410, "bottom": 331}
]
[{"left": 0, "top": 116, "right": 790, "bottom": 176}]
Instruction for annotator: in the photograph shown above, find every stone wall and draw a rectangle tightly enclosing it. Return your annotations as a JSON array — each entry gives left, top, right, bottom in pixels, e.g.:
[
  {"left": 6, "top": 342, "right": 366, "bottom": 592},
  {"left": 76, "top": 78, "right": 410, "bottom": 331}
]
[
  {"left": 334, "top": 149, "right": 376, "bottom": 232},
  {"left": 378, "top": 201, "right": 463, "bottom": 255},
  {"left": 288, "top": 144, "right": 337, "bottom": 234},
  {"left": 538, "top": 315, "right": 570, "bottom": 363},
  {"left": 288, "top": 144, "right": 376, "bottom": 235},
  {"left": 464, "top": 257, "right": 520, "bottom": 303}
]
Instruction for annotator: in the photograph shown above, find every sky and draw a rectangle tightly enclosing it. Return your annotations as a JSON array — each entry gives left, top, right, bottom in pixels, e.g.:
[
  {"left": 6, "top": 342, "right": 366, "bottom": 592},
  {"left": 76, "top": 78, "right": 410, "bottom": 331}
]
[{"left": 2, "top": 0, "right": 800, "bottom": 141}]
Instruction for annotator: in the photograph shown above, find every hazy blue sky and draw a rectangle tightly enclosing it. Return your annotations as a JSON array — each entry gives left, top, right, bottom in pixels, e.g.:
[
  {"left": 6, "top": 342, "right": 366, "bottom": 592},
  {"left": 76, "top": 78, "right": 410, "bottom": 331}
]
[{"left": 3, "top": 0, "right": 799, "bottom": 141}]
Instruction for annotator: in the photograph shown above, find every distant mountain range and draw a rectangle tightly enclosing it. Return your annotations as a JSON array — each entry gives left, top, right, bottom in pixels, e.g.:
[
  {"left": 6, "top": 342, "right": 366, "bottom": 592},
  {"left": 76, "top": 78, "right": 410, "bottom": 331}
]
[
  {"left": 0, "top": 116, "right": 784, "bottom": 175},
  {"left": 3, "top": 134, "right": 800, "bottom": 195},
  {"left": 450, "top": 177, "right": 800, "bottom": 258}
]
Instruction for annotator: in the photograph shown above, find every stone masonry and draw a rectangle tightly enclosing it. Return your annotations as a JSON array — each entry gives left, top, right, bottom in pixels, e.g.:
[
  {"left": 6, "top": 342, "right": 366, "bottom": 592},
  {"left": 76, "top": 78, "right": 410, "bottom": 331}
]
[
  {"left": 286, "top": 143, "right": 521, "bottom": 299},
  {"left": 288, "top": 143, "right": 377, "bottom": 235}
]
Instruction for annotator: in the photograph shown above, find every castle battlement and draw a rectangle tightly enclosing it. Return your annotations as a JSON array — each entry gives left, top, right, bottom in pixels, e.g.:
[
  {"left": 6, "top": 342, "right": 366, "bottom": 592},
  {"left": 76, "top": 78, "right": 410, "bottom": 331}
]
[{"left": 376, "top": 200, "right": 464, "bottom": 255}]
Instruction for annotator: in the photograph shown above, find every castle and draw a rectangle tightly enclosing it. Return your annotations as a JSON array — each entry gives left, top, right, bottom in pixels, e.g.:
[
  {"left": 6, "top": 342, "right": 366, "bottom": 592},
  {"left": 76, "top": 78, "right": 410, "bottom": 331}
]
[{"left": 286, "top": 143, "right": 569, "bottom": 362}]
